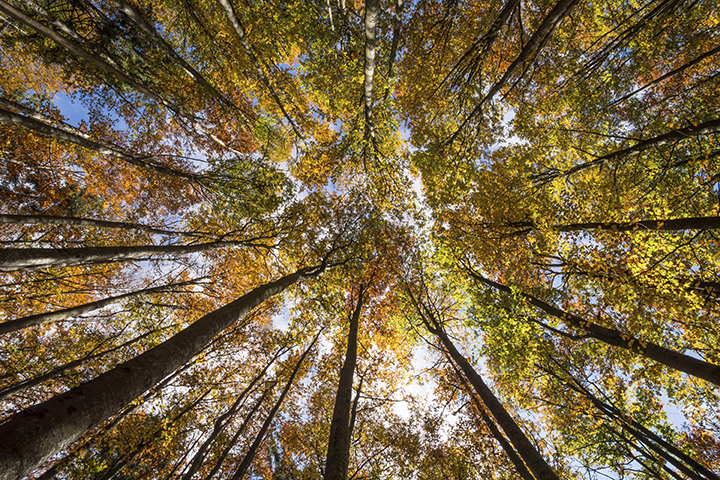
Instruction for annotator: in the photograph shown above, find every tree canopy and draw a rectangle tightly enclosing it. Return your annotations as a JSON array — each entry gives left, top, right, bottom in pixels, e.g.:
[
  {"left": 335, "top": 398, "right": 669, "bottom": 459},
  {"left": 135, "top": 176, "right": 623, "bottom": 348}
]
[{"left": 1, "top": 0, "right": 719, "bottom": 478}]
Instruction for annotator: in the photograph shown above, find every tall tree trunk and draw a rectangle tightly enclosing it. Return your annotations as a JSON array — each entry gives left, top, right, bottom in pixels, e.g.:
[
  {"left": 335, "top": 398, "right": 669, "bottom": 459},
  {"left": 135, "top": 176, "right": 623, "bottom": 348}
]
[
  {"left": 535, "top": 117, "right": 720, "bottom": 183},
  {"left": 469, "top": 271, "right": 720, "bottom": 386},
  {"left": 424, "top": 318, "right": 559, "bottom": 480},
  {"left": 201, "top": 387, "right": 272, "bottom": 480},
  {"left": 180, "top": 347, "right": 287, "bottom": 480},
  {"left": 0, "top": 327, "right": 165, "bottom": 401},
  {"left": 0, "top": 106, "right": 201, "bottom": 181},
  {"left": 230, "top": 330, "right": 321, "bottom": 480},
  {"left": 449, "top": 0, "right": 579, "bottom": 144},
  {"left": 34, "top": 360, "right": 195, "bottom": 480},
  {"left": 0, "top": 0, "right": 242, "bottom": 155},
  {"left": 491, "top": 215, "right": 720, "bottom": 236},
  {"left": 0, "top": 262, "right": 327, "bottom": 480},
  {"left": 106, "top": 0, "right": 251, "bottom": 120},
  {"left": 325, "top": 287, "right": 365, "bottom": 480},
  {"left": 544, "top": 365, "right": 719, "bottom": 480},
  {"left": 0, "top": 213, "right": 206, "bottom": 239},
  {"left": 217, "top": 0, "right": 301, "bottom": 138},
  {"left": 0, "top": 240, "right": 254, "bottom": 271},
  {"left": 0, "top": 278, "right": 204, "bottom": 334},
  {"left": 363, "top": 0, "right": 379, "bottom": 141},
  {"left": 448, "top": 360, "right": 535, "bottom": 480}
]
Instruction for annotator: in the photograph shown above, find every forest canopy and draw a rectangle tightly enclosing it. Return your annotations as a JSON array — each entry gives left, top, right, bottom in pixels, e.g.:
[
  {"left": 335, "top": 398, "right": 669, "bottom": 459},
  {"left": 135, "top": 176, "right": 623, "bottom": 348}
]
[{"left": 0, "top": 0, "right": 719, "bottom": 479}]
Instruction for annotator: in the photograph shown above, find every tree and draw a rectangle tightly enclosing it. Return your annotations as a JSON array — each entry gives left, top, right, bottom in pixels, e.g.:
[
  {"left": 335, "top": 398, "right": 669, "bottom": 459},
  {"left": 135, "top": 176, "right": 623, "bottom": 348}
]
[{"left": 1, "top": 0, "right": 719, "bottom": 478}]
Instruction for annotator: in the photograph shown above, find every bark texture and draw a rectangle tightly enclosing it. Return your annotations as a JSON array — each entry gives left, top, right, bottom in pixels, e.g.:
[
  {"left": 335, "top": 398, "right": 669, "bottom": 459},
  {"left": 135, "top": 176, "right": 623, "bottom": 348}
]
[
  {"left": 324, "top": 287, "right": 365, "bottom": 480},
  {"left": 0, "top": 263, "right": 325, "bottom": 480}
]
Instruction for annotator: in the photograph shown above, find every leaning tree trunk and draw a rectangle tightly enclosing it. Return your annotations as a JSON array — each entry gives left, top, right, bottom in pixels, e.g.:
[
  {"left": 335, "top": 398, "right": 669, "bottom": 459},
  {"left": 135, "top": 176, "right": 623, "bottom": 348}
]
[
  {"left": 0, "top": 213, "right": 206, "bottom": 238},
  {"left": 448, "top": 360, "right": 535, "bottom": 480},
  {"left": 0, "top": 262, "right": 326, "bottom": 480},
  {"left": 324, "top": 287, "right": 365, "bottom": 480},
  {"left": 229, "top": 330, "right": 321, "bottom": 480},
  {"left": 0, "top": 277, "right": 204, "bottom": 334},
  {"left": 428, "top": 321, "right": 560, "bottom": 480},
  {"left": 0, "top": 240, "right": 249, "bottom": 271},
  {"left": 449, "top": 0, "right": 579, "bottom": 144},
  {"left": 180, "top": 347, "right": 287, "bottom": 480},
  {"left": 0, "top": 327, "right": 164, "bottom": 401},
  {"left": 468, "top": 271, "right": 720, "bottom": 387}
]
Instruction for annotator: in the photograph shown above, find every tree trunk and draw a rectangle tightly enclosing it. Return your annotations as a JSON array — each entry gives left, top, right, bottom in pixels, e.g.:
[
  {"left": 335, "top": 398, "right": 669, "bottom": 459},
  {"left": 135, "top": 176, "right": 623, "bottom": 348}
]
[
  {"left": 0, "top": 241, "right": 252, "bottom": 271},
  {"left": 363, "top": 0, "right": 378, "bottom": 141},
  {"left": 0, "top": 213, "right": 206, "bottom": 239},
  {"left": 538, "top": 117, "right": 720, "bottom": 183},
  {"left": 547, "top": 366, "right": 719, "bottom": 480},
  {"left": 470, "top": 271, "right": 720, "bottom": 387},
  {"left": 495, "top": 215, "right": 720, "bottom": 235},
  {"left": 450, "top": 0, "right": 579, "bottom": 144},
  {"left": 325, "top": 287, "right": 365, "bottom": 480},
  {"left": 230, "top": 330, "right": 321, "bottom": 480},
  {"left": 0, "top": 107, "right": 201, "bottom": 181},
  {"left": 0, "top": 262, "right": 326, "bottom": 480},
  {"left": 0, "top": 327, "right": 165, "bottom": 401},
  {"left": 200, "top": 387, "right": 272, "bottom": 480},
  {"left": 217, "top": 0, "right": 301, "bottom": 138},
  {"left": 449, "top": 360, "right": 535, "bottom": 480},
  {"left": 0, "top": 278, "right": 204, "bottom": 334},
  {"left": 181, "top": 347, "right": 287, "bottom": 480},
  {"left": 428, "top": 321, "right": 559, "bottom": 480}
]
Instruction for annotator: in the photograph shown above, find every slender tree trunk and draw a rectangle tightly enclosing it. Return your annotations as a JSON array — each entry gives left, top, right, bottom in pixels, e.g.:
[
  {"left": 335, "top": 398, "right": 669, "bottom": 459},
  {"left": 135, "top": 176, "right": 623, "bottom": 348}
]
[
  {"left": 201, "top": 387, "right": 272, "bottom": 480},
  {"left": 612, "top": 44, "right": 720, "bottom": 105},
  {"left": 0, "top": 278, "right": 204, "bottom": 334},
  {"left": 0, "top": 262, "right": 326, "bottom": 480},
  {"left": 229, "top": 330, "right": 321, "bottom": 480},
  {"left": 469, "top": 271, "right": 720, "bottom": 386},
  {"left": 180, "top": 347, "right": 287, "bottom": 480},
  {"left": 217, "top": 0, "right": 301, "bottom": 138},
  {"left": 425, "top": 319, "right": 559, "bottom": 480},
  {"left": 449, "top": 0, "right": 579, "bottom": 144},
  {"left": 107, "top": 0, "right": 251, "bottom": 120},
  {"left": 0, "top": 240, "right": 253, "bottom": 271},
  {"left": 0, "top": 107, "right": 201, "bottom": 181},
  {"left": 0, "top": 213, "right": 205, "bottom": 239},
  {"left": 449, "top": 360, "right": 535, "bottom": 480},
  {"left": 498, "top": 215, "right": 720, "bottom": 235},
  {"left": 537, "top": 117, "right": 720, "bottom": 183},
  {"left": 0, "top": 0, "right": 242, "bottom": 155},
  {"left": 325, "top": 287, "right": 365, "bottom": 480},
  {"left": 0, "top": 327, "right": 166, "bottom": 401},
  {"left": 363, "top": 0, "right": 379, "bottom": 141}
]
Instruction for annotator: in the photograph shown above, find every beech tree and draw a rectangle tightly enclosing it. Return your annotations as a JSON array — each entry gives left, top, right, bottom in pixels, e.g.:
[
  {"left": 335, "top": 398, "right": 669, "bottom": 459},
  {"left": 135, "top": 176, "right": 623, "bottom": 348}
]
[{"left": 1, "top": 0, "right": 719, "bottom": 478}]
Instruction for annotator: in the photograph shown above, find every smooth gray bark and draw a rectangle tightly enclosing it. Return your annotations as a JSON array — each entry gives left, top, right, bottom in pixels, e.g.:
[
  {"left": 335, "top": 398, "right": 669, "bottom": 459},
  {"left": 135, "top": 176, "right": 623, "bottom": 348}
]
[
  {"left": 536, "top": 117, "right": 720, "bottom": 183},
  {"left": 0, "top": 213, "right": 204, "bottom": 238},
  {"left": 0, "top": 328, "right": 163, "bottom": 401},
  {"left": 0, "top": 263, "right": 325, "bottom": 480},
  {"left": 0, "top": 107, "right": 201, "bottom": 181},
  {"left": 324, "top": 287, "right": 365, "bottom": 480},
  {"left": 449, "top": 361, "right": 535, "bottom": 480},
  {"left": 363, "top": 0, "right": 379, "bottom": 141},
  {"left": 449, "top": 0, "right": 579, "bottom": 144},
  {"left": 180, "top": 347, "right": 286, "bottom": 480}
]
